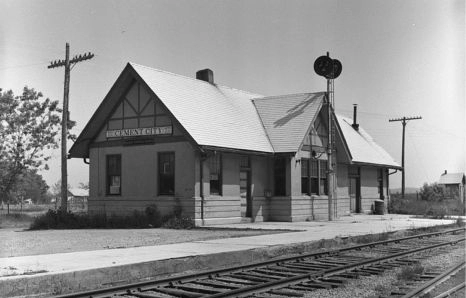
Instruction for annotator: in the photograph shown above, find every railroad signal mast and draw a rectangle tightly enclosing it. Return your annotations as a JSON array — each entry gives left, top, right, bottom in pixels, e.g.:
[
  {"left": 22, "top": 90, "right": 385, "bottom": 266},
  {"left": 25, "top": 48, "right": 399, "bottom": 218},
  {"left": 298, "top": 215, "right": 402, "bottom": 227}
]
[
  {"left": 48, "top": 43, "right": 94, "bottom": 212},
  {"left": 389, "top": 116, "right": 422, "bottom": 199},
  {"left": 314, "top": 52, "right": 342, "bottom": 221}
]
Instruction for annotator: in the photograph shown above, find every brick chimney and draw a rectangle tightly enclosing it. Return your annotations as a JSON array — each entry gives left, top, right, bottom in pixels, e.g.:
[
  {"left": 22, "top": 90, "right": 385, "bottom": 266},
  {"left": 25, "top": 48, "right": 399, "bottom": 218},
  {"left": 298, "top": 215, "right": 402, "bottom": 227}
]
[
  {"left": 196, "top": 69, "right": 214, "bottom": 84},
  {"left": 352, "top": 104, "right": 359, "bottom": 130}
]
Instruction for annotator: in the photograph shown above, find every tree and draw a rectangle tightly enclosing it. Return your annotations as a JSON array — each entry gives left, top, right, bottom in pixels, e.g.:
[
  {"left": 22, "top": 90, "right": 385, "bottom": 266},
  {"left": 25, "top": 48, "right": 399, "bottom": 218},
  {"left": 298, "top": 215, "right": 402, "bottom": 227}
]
[
  {"left": 0, "top": 87, "right": 75, "bottom": 209},
  {"left": 11, "top": 169, "right": 49, "bottom": 204},
  {"left": 419, "top": 182, "right": 445, "bottom": 201}
]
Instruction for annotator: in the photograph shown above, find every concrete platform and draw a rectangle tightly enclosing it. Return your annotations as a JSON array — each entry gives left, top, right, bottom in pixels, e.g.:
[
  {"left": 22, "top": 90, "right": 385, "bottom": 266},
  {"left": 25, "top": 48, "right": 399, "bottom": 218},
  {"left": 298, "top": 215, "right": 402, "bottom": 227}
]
[{"left": 0, "top": 214, "right": 461, "bottom": 297}]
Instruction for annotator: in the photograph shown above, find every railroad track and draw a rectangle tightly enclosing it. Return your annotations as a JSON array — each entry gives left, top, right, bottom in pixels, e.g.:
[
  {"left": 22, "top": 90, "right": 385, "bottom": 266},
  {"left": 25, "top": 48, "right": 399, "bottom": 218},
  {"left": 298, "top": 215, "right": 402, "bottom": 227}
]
[
  {"left": 55, "top": 228, "right": 465, "bottom": 298},
  {"left": 397, "top": 261, "right": 465, "bottom": 298}
]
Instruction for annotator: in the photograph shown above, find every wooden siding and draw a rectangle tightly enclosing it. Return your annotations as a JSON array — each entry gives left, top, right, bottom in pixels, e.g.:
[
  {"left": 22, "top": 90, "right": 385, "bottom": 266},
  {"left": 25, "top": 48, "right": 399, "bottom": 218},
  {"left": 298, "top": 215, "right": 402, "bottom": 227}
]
[
  {"left": 268, "top": 197, "right": 291, "bottom": 221},
  {"left": 88, "top": 196, "right": 195, "bottom": 216},
  {"left": 251, "top": 196, "right": 269, "bottom": 222},
  {"left": 88, "top": 141, "right": 196, "bottom": 216}
]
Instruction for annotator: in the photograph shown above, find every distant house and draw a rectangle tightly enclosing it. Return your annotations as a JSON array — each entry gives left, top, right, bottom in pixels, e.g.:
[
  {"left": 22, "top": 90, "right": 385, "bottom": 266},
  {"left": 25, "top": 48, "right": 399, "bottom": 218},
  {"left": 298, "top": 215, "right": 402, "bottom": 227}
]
[
  {"left": 69, "top": 63, "right": 400, "bottom": 225},
  {"left": 68, "top": 188, "right": 89, "bottom": 210},
  {"left": 438, "top": 171, "right": 465, "bottom": 202}
]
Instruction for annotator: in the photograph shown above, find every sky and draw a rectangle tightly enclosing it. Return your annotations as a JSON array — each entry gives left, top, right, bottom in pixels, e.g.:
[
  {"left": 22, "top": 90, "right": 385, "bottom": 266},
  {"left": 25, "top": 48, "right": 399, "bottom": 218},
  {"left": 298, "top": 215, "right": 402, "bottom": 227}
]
[{"left": 0, "top": 0, "right": 464, "bottom": 191}]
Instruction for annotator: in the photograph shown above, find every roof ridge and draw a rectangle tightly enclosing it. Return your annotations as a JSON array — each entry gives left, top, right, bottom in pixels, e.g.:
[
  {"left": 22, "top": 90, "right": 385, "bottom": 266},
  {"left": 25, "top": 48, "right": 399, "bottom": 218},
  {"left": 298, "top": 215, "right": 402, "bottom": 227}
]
[
  {"left": 252, "top": 92, "right": 325, "bottom": 101},
  {"left": 251, "top": 100, "right": 276, "bottom": 152},
  {"left": 129, "top": 62, "right": 263, "bottom": 98}
]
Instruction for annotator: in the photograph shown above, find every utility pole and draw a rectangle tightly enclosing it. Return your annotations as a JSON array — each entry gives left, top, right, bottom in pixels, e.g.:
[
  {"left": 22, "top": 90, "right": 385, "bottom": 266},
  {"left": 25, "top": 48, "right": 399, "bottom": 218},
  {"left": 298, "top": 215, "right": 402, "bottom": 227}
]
[
  {"left": 389, "top": 116, "right": 422, "bottom": 199},
  {"left": 48, "top": 43, "right": 94, "bottom": 212}
]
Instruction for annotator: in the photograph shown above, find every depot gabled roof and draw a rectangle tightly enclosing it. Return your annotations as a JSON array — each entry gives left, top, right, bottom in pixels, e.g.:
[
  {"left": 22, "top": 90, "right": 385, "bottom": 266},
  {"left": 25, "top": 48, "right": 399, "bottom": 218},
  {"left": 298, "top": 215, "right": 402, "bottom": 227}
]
[
  {"left": 253, "top": 93, "right": 325, "bottom": 153},
  {"left": 130, "top": 63, "right": 274, "bottom": 153},
  {"left": 70, "top": 63, "right": 401, "bottom": 170},
  {"left": 70, "top": 63, "right": 326, "bottom": 158},
  {"left": 335, "top": 115, "right": 402, "bottom": 169}
]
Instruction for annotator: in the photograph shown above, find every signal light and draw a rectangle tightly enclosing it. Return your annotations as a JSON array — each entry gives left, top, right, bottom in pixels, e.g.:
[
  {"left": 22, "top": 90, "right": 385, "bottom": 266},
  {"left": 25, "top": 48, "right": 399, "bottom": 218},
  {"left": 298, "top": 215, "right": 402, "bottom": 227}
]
[{"left": 314, "top": 55, "right": 342, "bottom": 79}]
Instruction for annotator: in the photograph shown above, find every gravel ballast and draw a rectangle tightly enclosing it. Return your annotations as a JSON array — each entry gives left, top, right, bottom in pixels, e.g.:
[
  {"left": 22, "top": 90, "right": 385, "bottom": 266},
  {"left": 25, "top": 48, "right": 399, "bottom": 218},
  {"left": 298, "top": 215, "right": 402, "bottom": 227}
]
[{"left": 302, "top": 244, "right": 465, "bottom": 298}]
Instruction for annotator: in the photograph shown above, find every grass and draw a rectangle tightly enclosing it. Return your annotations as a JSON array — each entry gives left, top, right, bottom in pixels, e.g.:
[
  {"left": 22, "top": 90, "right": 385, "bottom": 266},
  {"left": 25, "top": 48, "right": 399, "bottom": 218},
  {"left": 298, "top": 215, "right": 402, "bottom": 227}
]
[
  {"left": 351, "top": 231, "right": 391, "bottom": 244},
  {"left": 389, "top": 194, "right": 465, "bottom": 218},
  {"left": 0, "top": 203, "right": 54, "bottom": 214},
  {"left": 397, "top": 263, "right": 425, "bottom": 281},
  {"left": 0, "top": 213, "right": 35, "bottom": 229}
]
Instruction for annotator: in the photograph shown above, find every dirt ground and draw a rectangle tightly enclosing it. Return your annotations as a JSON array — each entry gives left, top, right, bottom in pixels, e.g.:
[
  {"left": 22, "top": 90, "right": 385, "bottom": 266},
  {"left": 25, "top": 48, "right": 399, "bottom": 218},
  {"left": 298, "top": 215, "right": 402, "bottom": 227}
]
[
  {"left": 0, "top": 210, "right": 292, "bottom": 258},
  {"left": 0, "top": 227, "right": 291, "bottom": 258}
]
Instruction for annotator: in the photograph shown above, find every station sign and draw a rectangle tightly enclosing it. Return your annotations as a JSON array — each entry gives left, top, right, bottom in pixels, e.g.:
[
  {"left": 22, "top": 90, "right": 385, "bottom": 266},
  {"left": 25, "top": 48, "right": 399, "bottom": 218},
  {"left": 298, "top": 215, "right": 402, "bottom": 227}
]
[{"left": 106, "top": 126, "right": 172, "bottom": 138}]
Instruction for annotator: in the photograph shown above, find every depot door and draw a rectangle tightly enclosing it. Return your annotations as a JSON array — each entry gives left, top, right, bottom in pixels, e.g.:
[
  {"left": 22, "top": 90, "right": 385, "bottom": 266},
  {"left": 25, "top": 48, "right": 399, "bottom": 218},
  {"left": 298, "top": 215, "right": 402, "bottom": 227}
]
[
  {"left": 349, "top": 177, "right": 361, "bottom": 213},
  {"left": 240, "top": 170, "right": 252, "bottom": 217}
]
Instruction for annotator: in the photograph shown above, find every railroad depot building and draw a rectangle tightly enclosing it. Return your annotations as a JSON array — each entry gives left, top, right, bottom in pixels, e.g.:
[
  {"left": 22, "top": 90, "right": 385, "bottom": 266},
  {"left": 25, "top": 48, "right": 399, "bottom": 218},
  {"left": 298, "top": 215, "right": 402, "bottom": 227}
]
[{"left": 69, "top": 63, "right": 401, "bottom": 225}]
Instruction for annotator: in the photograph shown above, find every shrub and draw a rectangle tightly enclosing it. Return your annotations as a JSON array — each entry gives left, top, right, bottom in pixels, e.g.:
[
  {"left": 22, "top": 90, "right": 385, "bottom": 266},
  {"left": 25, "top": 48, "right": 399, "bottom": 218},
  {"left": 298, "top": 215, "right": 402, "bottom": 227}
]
[
  {"left": 29, "top": 209, "right": 88, "bottom": 229},
  {"left": 161, "top": 202, "right": 194, "bottom": 229},
  {"left": 145, "top": 205, "right": 162, "bottom": 227},
  {"left": 28, "top": 204, "right": 192, "bottom": 230},
  {"left": 419, "top": 183, "right": 445, "bottom": 201},
  {"left": 389, "top": 193, "right": 464, "bottom": 217},
  {"left": 162, "top": 215, "right": 195, "bottom": 229}
]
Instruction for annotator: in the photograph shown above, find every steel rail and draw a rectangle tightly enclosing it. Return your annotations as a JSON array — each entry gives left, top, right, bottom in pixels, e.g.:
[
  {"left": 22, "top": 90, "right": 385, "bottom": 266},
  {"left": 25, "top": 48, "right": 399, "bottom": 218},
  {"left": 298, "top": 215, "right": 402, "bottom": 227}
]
[
  {"left": 400, "top": 260, "right": 465, "bottom": 298},
  {"left": 432, "top": 282, "right": 465, "bottom": 298},
  {"left": 54, "top": 227, "right": 465, "bottom": 298},
  {"left": 206, "top": 237, "right": 465, "bottom": 297}
]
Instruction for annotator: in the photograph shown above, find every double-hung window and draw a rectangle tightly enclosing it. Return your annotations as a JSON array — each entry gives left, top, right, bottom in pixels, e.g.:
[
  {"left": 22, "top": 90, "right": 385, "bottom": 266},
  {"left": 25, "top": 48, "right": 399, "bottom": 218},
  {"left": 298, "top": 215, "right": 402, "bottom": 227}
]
[
  {"left": 159, "top": 152, "right": 175, "bottom": 195},
  {"left": 309, "top": 159, "right": 328, "bottom": 195},
  {"left": 301, "top": 158, "right": 310, "bottom": 195},
  {"left": 107, "top": 155, "right": 121, "bottom": 195}
]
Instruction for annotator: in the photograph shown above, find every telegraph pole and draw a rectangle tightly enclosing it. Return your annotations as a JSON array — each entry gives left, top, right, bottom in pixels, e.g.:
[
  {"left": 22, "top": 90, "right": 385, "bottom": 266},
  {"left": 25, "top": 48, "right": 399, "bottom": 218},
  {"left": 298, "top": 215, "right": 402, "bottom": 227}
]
[
  {"left": 389, "top": 116, "right": 422, "bottom": 199},
  {"left": 48, "top": 43, "right": 94, "bottom": 212}
]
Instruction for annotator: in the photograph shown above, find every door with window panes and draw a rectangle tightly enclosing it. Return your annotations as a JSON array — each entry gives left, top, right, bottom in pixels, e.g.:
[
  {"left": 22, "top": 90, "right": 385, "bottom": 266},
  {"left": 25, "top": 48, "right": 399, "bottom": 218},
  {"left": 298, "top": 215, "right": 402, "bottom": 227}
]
[
  {"left": 240, "top": 156, "right": 252, "bottom": 218},
  {"left": 348, "top": 167, "right": 361, "bottom": 213}
]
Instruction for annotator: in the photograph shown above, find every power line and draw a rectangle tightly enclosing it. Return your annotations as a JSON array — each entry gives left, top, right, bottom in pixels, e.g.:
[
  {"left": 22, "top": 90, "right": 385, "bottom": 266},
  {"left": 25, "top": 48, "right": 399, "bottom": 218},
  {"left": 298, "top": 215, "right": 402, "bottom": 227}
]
[
  {"left": 389, "top": 116, "right": 422, "bottom": 199},
  {"left": 48, "top": 43, "right": 94, "bottom": 213},
  {"left": 406, "top": 129, "right": 429, "bottom": 183},
  {"left": 0, "top": 62, "right": 49, "bottom": 70}
]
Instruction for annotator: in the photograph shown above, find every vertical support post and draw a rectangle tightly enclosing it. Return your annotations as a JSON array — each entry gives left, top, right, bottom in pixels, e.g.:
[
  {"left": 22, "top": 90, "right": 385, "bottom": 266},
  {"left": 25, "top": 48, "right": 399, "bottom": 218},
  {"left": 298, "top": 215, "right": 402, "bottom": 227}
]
[
  {"left": 314, "top": 52, "right": 341, "bottom": 221},
  {"left": 386, "top": 168, "right": 390, "bottom": 212},
  {"left": 48, "top": 43, "right": 94, "bottom": 213},
  {"left": 327, "top": 79, "right": 334, "bottom": 221},
  {"left": 401, "top": 117, "right": 406, "bottom": 199},
  {"left": 61, "top": 43, "right": 70, "bottom": 212},
  {"left": 389, "top": 116, "right": 422, "bottom": 200}
]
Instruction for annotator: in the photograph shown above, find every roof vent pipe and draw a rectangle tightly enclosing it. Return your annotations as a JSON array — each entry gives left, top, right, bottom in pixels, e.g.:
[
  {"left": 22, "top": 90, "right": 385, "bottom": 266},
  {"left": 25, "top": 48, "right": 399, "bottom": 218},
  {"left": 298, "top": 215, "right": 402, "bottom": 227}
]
[
  {"left": 196, "top": 69, "right": 214, "bottom": 84},
  {"left": 352, "top": 104, "right": 359, "bottom": 130}
]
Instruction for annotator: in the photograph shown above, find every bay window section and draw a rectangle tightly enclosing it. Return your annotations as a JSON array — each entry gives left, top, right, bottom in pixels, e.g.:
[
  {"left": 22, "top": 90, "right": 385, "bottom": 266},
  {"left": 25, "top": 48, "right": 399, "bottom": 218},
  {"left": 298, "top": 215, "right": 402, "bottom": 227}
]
[
  {"left": 320, "top": 160, "right": 328, "bottom": 195},
  {"left": 310, "top": 159, "right": 319, "bottom": 195}
]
